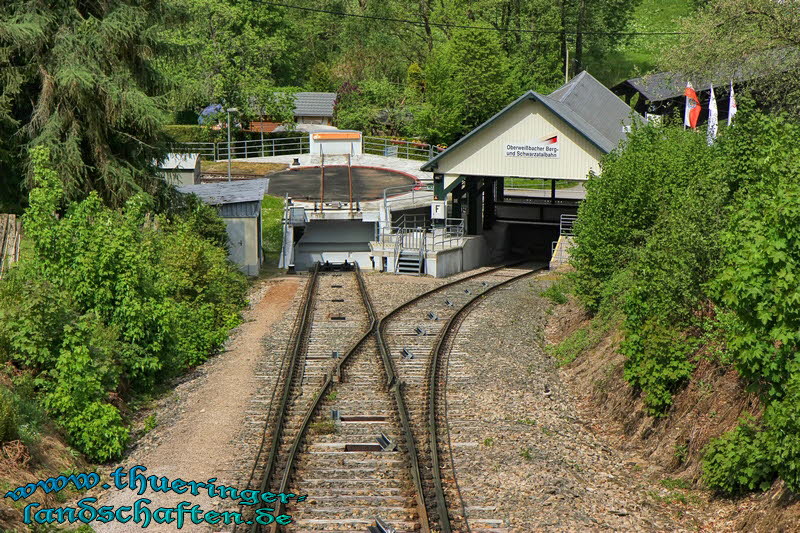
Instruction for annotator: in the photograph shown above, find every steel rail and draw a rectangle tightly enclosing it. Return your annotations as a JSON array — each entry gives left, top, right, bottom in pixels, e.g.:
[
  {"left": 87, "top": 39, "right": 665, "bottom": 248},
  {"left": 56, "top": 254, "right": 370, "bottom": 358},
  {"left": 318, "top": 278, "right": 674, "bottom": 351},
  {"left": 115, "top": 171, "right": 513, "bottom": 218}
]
[
  {"left": 370, "top": 259, "right": 535, "bottom": 532},
  {"left": 245, "top": 262, "right": 320, "bottom": 533},
  {"left": 265, "top": 264, "right": 377, "bottom": 531},
  {"left": 427, "top": 264, "right": 544, "bottom": 532},
  {"left": 253, "top": 258, "right": 535, "bottom": 532}
]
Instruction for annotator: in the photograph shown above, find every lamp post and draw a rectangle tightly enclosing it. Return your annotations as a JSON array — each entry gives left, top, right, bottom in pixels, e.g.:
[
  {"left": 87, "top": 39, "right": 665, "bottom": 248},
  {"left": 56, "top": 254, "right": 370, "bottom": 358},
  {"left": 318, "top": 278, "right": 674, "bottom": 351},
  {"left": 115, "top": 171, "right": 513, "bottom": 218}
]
[{"left": 226, "top": 107, "right": 239, "bottom": 182}]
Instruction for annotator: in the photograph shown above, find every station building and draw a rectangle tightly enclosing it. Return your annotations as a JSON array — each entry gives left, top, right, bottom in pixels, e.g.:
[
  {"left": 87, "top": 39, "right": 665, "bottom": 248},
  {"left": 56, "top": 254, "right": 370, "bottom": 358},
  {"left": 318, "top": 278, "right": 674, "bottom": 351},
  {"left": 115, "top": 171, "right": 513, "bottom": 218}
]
[
  {"left": 267, "top": 71, "right": 642, "bottom": 276},
  {"left": 410, "top": 71, "right": 644, "bottom": 272}
]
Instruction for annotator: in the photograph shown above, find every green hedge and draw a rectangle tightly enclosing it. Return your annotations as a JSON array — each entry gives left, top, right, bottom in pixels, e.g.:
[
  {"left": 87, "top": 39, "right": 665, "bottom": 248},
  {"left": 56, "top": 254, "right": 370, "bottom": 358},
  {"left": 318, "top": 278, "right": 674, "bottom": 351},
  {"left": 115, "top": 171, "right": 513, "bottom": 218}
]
[
  {"left": 570, "top": 109, "right": 800, "bottom": 496},
  {"left": 164, "top": 125, "right": 308, "bottom": 143}
]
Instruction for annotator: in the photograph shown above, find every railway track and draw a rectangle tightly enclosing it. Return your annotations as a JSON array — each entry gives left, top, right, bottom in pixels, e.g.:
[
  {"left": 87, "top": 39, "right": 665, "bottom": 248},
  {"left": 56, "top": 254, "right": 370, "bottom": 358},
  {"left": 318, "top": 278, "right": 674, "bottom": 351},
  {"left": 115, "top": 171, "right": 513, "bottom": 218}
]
[
  {"left": 380, "top": 263, "right": 544, "bottom": 532},
  {"left": 243, "top": 261, "right": 543, "bottom": 532},
  {"left": 425, "top": 266, "right": 544, "bottom": 532}
]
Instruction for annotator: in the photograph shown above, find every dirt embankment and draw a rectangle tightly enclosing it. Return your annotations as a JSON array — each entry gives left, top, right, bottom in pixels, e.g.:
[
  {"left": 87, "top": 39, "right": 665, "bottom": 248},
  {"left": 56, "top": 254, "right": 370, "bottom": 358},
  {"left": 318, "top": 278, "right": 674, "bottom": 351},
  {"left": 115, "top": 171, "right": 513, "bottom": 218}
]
[{"left": 546, "top": 295, "right": 800, "bottom": 531}]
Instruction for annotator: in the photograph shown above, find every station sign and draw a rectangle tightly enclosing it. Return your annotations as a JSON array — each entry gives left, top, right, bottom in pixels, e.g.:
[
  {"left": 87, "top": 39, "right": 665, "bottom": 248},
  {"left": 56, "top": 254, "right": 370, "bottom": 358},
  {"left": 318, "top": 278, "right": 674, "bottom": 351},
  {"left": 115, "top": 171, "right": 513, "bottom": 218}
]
[
  {"left": 431, "top": 200, "right": 447, "bottom": 220},
  {"left": 505, "top": 135, "right": 560, "bottom": 159}
]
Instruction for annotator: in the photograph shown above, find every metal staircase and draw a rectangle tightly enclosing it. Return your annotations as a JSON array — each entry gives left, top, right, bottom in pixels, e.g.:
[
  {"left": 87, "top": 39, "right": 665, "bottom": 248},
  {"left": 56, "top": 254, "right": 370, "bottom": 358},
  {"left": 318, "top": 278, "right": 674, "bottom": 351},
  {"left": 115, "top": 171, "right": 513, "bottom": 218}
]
[
  {"left": 396, "top": 250, "right": 423, "bottom": 274},
  {"left": 392, "top": 225, "right": 426, "bottom": 275},
  {"left": 377, "top": 214, "right": 464, "bottom": 276}
]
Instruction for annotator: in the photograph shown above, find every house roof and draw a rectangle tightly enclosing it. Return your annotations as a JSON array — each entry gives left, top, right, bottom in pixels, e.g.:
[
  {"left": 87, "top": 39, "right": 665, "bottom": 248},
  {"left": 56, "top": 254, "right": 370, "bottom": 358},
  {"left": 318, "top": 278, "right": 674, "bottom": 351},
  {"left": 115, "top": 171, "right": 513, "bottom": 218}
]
[
  {"left": 421, "top": 71, "right": 641, "bottom": 171},
  {"left": 158, "top": 153, "right": 200, "bottom": 170},
  {"left": 613, "top": 49, "right": 794, "bottom": 102},
  {"left": 294, "top": 92, "right": 337, "bottom": 117},
  {"left": 177, "top": 178, "right": 268, "bottom": 206}
]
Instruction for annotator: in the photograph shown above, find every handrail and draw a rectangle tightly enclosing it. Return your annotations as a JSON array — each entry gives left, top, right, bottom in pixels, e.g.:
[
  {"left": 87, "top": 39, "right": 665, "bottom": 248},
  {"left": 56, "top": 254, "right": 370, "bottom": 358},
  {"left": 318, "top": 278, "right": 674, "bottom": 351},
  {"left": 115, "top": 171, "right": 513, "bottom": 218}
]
[
  {"left": 363, "top": 135, "right": 444, "bottom": 161},
  {"left": 171, "top": 136, "right": 310, "bottom": 161},
  {"left": 392, "top": 229, "right": 403, "bottom": 273},
  {"left": 379, "top": 216, "right": 465, "bottom": 253}
]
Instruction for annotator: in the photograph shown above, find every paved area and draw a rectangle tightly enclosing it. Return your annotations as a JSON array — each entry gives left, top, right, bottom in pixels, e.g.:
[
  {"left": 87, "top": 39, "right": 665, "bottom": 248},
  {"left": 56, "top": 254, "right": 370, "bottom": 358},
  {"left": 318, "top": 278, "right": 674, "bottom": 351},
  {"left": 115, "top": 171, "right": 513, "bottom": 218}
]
[
  {"left": 266, "top": 166, "right": 415, "bottom": 202},
  {"left": 240, "top": 153, "right": 433, "bottom": 183}
]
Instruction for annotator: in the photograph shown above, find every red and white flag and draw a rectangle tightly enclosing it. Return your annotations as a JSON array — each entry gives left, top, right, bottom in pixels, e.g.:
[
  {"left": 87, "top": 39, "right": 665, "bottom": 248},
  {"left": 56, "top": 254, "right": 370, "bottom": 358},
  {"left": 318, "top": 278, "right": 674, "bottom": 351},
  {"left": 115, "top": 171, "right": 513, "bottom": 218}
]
[
  {"left": 684, "top": 82, "right": 702, "bottom": 130},
  {"left": 728, "top": 81, "right": 737, "bottom": 126}
]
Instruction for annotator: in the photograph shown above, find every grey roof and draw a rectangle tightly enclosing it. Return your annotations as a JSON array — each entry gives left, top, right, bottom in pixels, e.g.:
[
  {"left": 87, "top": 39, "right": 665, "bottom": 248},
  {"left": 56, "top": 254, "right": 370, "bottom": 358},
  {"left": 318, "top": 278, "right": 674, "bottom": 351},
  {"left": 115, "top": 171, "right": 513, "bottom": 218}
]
[
  {"left": 294, "top": 92, "right": 337, "bottom": 117},
  {"left": 421, "top": 71, "right": 641, "bottom": 171},
  {"left": 545, "top": 71, "right": 642, "bottom": 151},
  {"left": 177, "top": 179, "right": 268, "bottom": 206},
  {"left": 614, "top": 49, "right": 795, "bottom": 102},
  {"left": 157, "top": 153, "right": 200, "bottom": 170},
  {"left": 616, "top": 71, "right": 704, "bottom": 102}
]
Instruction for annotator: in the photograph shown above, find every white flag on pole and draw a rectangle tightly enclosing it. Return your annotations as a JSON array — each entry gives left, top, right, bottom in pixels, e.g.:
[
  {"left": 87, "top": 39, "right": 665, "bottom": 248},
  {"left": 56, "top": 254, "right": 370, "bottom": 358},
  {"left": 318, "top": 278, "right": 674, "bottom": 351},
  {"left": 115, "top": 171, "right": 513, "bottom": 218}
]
[
  {"left": 728, "top": 81, "right": 737, "bottom": 126},
  {"left": 707, "top": 84, "right": 718, "bottom": 145}
]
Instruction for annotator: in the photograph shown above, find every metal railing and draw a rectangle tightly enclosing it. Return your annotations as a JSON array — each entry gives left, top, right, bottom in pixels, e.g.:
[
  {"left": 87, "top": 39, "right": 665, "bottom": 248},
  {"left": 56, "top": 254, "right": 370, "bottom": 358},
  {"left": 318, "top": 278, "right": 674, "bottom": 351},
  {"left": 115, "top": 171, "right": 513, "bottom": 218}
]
[
  {"left": 171, "top": 136, "right": 310, "bottom": 161},
  {"left": 171, "top": 135, "right": 444, "bottom": 163},
  {"left": 363, "top": 136, "right": 444, "bottom": 161},
  {"left": 560, "top": 214, "right": 578, "bottom": 235},
  {"left": 382, "top": 184, "right": 434, "bottom": 223},
  {"left": 379, "top": 215, "right": 465, "bottom": 252}
]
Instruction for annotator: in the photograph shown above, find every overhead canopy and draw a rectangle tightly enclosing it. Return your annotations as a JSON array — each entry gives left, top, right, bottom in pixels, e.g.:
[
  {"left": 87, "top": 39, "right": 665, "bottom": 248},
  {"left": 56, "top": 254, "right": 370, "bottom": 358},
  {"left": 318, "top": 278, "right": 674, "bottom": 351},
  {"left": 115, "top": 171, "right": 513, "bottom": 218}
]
[{"left": 422, "top": 71, "right": 642, "bottom": 181}]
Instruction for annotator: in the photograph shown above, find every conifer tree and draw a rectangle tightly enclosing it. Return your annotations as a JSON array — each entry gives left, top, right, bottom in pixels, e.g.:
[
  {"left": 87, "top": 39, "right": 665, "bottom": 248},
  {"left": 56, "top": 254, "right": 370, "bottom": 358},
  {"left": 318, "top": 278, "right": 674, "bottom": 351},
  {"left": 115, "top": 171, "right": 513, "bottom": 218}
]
[{"left": 0, "top": 1, "right": 182, "bottom": 208}]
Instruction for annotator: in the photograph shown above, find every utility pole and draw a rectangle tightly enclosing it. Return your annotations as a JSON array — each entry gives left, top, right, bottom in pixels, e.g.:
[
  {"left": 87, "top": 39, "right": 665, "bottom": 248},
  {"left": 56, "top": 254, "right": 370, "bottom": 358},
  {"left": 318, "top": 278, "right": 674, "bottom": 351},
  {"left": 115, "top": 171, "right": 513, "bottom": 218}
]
[{"left": 226, "top": 107, "right": 238, "bottom": 182}]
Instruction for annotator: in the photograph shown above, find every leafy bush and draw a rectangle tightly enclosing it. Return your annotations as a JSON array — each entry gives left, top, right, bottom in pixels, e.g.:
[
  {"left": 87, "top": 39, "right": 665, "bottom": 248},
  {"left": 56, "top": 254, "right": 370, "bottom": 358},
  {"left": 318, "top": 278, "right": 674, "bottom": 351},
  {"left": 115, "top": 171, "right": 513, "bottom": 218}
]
[
  {"left": 0, "top": 385, "right": 18, "bottom": 442},
  {"left": 574, "top": 110, "right": 800, "bottom": 493},
  {"left": 761, "top": 374, "right": 800, "bottom": 492},
  {"left": 261, "top": 195, "right": 285, "bottom": 253},
  {"left": 571, "top": 122, "right": 717, "bottom": 312},
  {"left": 622, "top": 320, "right": 697, "bottom": 414},
  {"left": 0, "top": 147, "right": 246, "bottom": 461},
  {"left": 702, "top": 418, "right": 775, "bottom": 495},
  {"left": 541, "top": 282, "right": 568, "bottom": 305},
  {"left": 713, "top": 175, "right": 800, "bottom": 398}
]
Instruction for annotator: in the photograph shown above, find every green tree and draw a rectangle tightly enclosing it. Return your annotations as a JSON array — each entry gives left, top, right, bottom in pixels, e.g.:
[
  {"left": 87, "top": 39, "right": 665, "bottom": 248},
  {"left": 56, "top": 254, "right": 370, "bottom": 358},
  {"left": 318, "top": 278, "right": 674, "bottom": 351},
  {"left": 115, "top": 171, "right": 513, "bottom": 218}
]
[
  {"left": 565, "top": 0, "right": 643, "bottom": 76},
  {"left": 0, "top": 147, "right": 246, "bottom": 461},
  {"left": 166, "top": 0, "right": 297, "bottom": 108},
  {"left": 416, "top": 29, "right": 512, "bottom": 144},
  {"left": 0, "top": 0, "right": 183, "bottom": 207},
  {"left": 663, "top": 0, "right": 800, "bottom": 113}
]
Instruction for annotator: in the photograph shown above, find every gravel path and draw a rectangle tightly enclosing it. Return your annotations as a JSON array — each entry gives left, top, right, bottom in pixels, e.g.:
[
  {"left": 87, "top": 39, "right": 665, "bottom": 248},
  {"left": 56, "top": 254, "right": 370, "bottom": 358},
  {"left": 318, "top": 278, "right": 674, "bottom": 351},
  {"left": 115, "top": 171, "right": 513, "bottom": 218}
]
[
  {"left": 441, "top": 274, "right": 707, "bottom": 532},
  {"left": 90, "top": 277, "right": 301, "bottom": 533}
]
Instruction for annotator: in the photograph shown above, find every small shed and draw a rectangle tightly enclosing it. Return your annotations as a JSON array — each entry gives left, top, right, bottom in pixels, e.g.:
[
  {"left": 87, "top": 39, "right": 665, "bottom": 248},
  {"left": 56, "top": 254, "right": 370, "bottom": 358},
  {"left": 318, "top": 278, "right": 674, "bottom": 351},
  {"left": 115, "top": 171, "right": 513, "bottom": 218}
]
[
  {"left": 176, "top": 179, "right": 268, "bottom": 275},
  {"left": 294, "top": 92, "right": 337, "bottom": 125},
  {"left": 158, "top": 153, "right": 201, "bottom": 186}
]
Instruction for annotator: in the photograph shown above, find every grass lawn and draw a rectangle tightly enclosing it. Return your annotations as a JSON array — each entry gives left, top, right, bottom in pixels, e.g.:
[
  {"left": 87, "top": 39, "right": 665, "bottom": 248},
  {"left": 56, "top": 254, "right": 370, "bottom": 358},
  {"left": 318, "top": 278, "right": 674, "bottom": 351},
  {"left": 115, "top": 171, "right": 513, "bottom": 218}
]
[
  {"left": 589, "top": 0, "right": 693, "bottom": 86},
  {"left": 255, "top": 195, "right": 287, "bottom": 277},
  {"left": 262, "top": 195, "right": 285, "bottom": 254},
  {"left": 201, "top": 161, "right": 287, "bottom": 175},
  {"left": 505, "top": 178, "right": 580, "bottom": 190}
]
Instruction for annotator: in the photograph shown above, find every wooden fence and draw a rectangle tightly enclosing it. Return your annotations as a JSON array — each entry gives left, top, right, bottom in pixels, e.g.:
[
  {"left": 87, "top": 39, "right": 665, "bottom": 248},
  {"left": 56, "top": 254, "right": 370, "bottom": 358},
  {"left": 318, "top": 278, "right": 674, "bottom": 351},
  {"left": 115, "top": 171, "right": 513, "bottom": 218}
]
[{"left": 0, "top": 214, "right": 21, "bottom": 279}]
